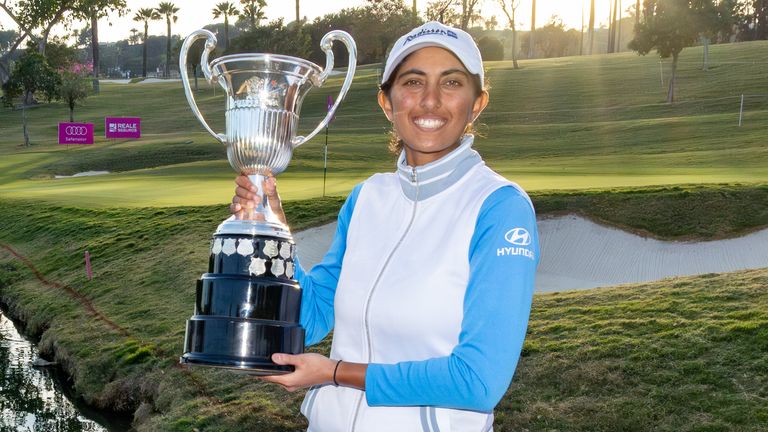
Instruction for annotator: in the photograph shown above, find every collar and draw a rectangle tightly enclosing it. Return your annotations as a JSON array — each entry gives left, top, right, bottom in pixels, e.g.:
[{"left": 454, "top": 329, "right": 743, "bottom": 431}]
[{"left": 396, "top": 134, "right": 483, "bottom": 201}]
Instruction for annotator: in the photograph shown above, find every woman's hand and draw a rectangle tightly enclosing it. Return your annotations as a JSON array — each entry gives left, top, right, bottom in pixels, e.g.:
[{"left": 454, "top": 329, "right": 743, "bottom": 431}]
[
  {"left": 261, "top": 353, "right": 336, "bottom": 392},
  {"left": 230, "top": 174, "right": 287, "bottom": 224}
]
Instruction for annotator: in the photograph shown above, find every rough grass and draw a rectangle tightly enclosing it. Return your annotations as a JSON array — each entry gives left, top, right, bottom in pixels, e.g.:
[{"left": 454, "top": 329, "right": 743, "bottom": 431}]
[
  {"left": 533, "top": 183, "right": 768, "bottom": 239},
  {"left": 0, "top": 184, "right": 767, "bottom": 430},
  {"left": 498, "top": 269, "right": 768, "bottom": 432}
]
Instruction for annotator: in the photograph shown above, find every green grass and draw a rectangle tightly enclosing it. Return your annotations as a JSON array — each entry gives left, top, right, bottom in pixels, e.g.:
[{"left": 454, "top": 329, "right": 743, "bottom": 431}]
[
  {"left": 1, "top": 43, "right": 768, "bottom": 206},
  {"left": 533, "top": 183, "right": 768, "bottom": 239},
  {"left": 1, "top": 40, "right": 768, "bottom": 430},
  {"left": 497, "top": 268, "right": 768, "bottom": 432},
  {"left": 0, "top": 197, "right": 765, "bottom": 430}
]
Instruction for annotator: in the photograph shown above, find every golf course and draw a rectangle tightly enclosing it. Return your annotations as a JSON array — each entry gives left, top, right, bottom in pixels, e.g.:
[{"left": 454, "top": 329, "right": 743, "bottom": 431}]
[{"left": 1, "top": 39, "right": 767, "bottom": 431}]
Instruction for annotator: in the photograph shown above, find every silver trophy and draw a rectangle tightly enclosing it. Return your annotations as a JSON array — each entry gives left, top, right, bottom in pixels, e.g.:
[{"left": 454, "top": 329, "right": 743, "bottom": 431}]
[{"left": 178, "top": 29, "right": 356, "bottom": 373}]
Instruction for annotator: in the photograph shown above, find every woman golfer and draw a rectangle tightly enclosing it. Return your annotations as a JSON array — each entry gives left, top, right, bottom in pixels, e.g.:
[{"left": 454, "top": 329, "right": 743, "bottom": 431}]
[{"left": 231, "top": 21, "right": 539, "bottom": 432}]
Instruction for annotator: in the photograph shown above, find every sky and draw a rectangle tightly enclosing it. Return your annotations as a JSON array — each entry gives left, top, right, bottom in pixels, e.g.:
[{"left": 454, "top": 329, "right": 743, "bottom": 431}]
[{"left": 1, "top": 1, "right": 623, "bottom": 44}]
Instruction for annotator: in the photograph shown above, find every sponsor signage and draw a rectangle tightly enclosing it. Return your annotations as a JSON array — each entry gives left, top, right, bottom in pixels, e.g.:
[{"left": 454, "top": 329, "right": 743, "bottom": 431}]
[
  {"left": 105, "top": 117, "right": 141, "bottom": 139},
  {"left": 58, "top": 122, "right": 94, "bottom": 144},
  {"left": 497, "top": 227, "right": 535, "bottom": 260}
]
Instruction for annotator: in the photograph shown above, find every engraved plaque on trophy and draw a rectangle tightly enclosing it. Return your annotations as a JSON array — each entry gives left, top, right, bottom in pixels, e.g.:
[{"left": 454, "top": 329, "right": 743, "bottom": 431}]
[{"left": 178, "top": 29, "right": 356, "bottom": 374}]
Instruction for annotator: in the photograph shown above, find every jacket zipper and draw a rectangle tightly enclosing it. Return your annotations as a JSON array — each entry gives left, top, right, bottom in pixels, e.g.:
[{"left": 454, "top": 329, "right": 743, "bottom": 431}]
[{"left": 349, "top": 167, "right": 420, "bottom": 431}]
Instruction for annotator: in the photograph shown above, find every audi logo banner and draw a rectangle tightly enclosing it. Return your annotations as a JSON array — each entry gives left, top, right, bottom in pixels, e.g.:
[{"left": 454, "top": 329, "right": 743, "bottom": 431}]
[{"left": 58, "top": 122, "right": 94, "bottom": 145}]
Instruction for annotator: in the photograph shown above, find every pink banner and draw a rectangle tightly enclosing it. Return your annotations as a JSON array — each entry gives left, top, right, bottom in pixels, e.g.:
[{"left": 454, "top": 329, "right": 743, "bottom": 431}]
[
  {"left": 105, "top": 117, "right": 141, "bottom": 139},
  {"left": 58, "top": 122, "right": 94, "bottom": 144}
]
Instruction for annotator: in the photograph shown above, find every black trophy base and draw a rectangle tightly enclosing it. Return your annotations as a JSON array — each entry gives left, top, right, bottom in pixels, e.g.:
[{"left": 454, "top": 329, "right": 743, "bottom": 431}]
[{"left": 181, "top": 316, "right": 304, "bottom": 375}]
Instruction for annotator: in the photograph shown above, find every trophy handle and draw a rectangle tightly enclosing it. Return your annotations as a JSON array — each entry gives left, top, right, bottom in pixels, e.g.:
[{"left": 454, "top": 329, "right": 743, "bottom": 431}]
[
  {"left": 292, "top": 30, "right": 357, "bottom": 148},
  {"left": 179, "top": 29, "right": 226, "bottom": 144}
]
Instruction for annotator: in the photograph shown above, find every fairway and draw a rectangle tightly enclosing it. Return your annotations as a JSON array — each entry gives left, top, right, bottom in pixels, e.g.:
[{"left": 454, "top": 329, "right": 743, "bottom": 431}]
[{"left": 1, "top": 42, "right": 768, "bottom": 206}]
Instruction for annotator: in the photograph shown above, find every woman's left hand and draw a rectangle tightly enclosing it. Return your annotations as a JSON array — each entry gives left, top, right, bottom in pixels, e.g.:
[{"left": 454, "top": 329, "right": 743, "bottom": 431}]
[{"left": 261, "top": 353, "right": 336, "bottom": 392}]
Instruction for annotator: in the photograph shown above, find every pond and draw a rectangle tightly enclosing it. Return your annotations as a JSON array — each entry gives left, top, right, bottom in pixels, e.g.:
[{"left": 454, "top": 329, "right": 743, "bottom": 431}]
[{"left": 0, "top": 311, "right": 131, "bottom": 432}]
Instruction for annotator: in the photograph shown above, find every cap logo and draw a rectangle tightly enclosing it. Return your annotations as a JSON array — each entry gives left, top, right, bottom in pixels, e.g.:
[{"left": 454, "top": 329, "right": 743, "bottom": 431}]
[{"left": 403, "top": 28, "right": 458, "bottom": 45}]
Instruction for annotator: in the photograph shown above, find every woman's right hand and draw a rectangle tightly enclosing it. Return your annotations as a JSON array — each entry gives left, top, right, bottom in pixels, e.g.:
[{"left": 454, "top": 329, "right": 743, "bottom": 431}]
[{"left": 230, "top": 175, "right": 287, "bottom": 225}]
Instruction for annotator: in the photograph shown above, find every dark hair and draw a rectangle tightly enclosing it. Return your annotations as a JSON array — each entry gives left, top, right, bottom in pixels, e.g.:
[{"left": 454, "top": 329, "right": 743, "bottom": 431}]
[{"left": 379, "top": 55, "right": 486, "bottom": 155}]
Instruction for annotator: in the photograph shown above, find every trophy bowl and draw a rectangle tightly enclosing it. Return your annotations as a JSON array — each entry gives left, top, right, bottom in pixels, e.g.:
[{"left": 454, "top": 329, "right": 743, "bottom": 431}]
[{"left": 177, "top": 29, "right": 356, "bottom": 374}]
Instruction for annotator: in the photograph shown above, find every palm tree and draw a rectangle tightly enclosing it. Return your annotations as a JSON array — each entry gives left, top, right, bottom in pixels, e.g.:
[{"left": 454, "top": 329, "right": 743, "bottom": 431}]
[
  {"left": 156, "top": 2, "right": 179, "bottom": 79},
  {"left": 616, "top": 0, "right": 622, "bottom": 52},
  {"left": 588, "top": 0, "right": 595, "bottom": 54},
  {"left": 134, "top": 7, "right": 160, "bottom": 77},
  {"left": 212, "top": 2, "right": 240, "bottom": 51},
  {"left": 609, "top": 0, "right": 618, "bottom": 53},
  {"left": 240, "top": 0, "right": 266, "bottom": 30},
  {"left": 295, "top": 0, "right": 300, "bottom": 22},
  {"left": 129, "top": 28, "right": 141, "bottom": 45}
]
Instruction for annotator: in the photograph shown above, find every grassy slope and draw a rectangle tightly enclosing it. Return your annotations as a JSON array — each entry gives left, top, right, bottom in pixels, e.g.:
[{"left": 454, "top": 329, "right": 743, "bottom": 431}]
[
  {"left": 499, "top": 268, "right": 768, "bottom": 432},
  {"left": 0, "top": 43, "right": 767, "bottom": 206},
  {"left": 0, "top": 41, "right": 767, "bottom": 430},
  {"left": 0, "top": 195, "right": 766, "bottom": 430}
]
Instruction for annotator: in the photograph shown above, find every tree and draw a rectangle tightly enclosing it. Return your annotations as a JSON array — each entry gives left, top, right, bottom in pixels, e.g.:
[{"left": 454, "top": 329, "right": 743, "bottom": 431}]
[
  {"left": 0, "top": 29, "right": 19, "bottom": 54},
  {"left": 529, "top": 0, "right": 536, "bottom": 58},
  {"left": 1, "top": 51, "right": 60, "bottom": 147},
  {"left": 587, "top": 0, "right": 595, "bottom": 54},
  {"left": 751, "top": 0, "right": 768, "bottom": 39},
  {"left": 133, "top": 7, "right": 160, "bottom": 77},
  {"left": 459, "top": 0, "right": 482, "bottom": 30},
  {"left": 296, "top": 0, "right": 299, "bottom": 22},
  {"left": 156, "top": 2, "right": 179, "bottom": 79},
  {"left": 35, "top": 37, "right": 76, "bottom": 70},
  {"left": 579, "top": 2, "right": 584, "bottom": 55},
  {"left": 212, "top": 2, "right": 240, "bottom": 51},
  {"left": 629, "top": 0, "right": 717, "bottom": 103},
  {"left": 177, "top": 36, "right": 203, "bottom": 91},
  {"left": 735, "top": 0, "right": 762, "bottom": 41},
  {"left": 498, "top": 0, "right": 520, "bottom": 68},
  {"left": 309, "top": 0, "right": 420, "bottom": 66},
  {"left": 72, "top": 0, "right": 128, "bottom": 94},
  {"left": 0, "top": 0, "right": 74, "bottom": 84},
  {"left": 485, "top": 15, "right": 498, "bottom": 30},
  {"left": 58, "top": 61, "right": 92, "bottom": 121},
  {"left": 425, "top": 0, "right": 460, "bottom": 25},
  {"left": 228, "top": 18, "right": 311, "bottom": 57},
  {"left": 128, "top": 27, "right": 140, "bottom": 45},
  {"left": 239, "top": 0, "right": 265, "bottom": 30},
  {"left": 477, "top": 36, "right": 503, "bottom": 60},
  {"left": 522, "top": 16, "right": 580, "bottom": 58},
  {"left": 616, "top": 0, "right": 623, "bottom": 51}
]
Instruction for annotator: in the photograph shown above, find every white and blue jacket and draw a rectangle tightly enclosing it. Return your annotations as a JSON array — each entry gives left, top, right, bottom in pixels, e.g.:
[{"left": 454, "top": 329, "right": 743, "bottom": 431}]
[{"left": 296, "top": 135, "right": 539, "bottom": 432}]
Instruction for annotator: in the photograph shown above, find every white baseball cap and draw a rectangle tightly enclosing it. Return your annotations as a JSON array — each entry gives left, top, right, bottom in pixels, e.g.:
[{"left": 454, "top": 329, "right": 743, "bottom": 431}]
[{"left": 382, "top": 21, "right": 484, "bottom": 86}]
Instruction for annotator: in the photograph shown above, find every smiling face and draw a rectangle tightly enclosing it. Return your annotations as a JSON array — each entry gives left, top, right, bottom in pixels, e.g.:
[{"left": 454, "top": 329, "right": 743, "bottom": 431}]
[{"left": 378, "top": 46, "right": 489, "bottom": 167}]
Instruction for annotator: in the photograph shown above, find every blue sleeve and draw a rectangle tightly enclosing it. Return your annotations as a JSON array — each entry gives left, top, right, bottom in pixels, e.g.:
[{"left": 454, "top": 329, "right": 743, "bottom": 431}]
[
  {"left": 365, "top": 186, "right": 539, "bottom": 411},
  {"left": 296, "top": 183, "right": 362, "bottom": 346}
]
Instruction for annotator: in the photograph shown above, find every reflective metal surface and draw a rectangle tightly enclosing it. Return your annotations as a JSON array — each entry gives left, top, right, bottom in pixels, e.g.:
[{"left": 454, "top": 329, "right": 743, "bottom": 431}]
[
  {"left": 178, "top": 29, "right": 356, "bottom": 372},
  {"left": 179, "top": 29, "right": 357, "bottom": 233}
]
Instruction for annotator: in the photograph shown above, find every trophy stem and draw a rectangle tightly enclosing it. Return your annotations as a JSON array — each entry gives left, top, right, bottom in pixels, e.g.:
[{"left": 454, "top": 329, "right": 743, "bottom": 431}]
[
  {"left": 247, "top": 173, "right": 281, "bottom": 226},
  {"left": 215, "top": 174, "right": 291, "bottom": 239}
]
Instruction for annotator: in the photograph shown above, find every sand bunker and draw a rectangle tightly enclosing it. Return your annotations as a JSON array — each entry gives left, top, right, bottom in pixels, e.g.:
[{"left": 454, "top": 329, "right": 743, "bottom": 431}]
[
  {"left": 54, "top": 171, "right": 110, "bottom": 179},
  {"left": 294, "top": 215, "right": 768, "bottom": 293}
]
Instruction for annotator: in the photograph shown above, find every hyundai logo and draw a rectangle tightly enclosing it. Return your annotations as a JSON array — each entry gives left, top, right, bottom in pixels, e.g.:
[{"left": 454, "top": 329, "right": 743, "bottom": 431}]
[
  {"left": 65, "top": 126, "right": 89, "bottom": 136},
  {"left": 504, "top": 228, "right": 531, "bottom": 246}
]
